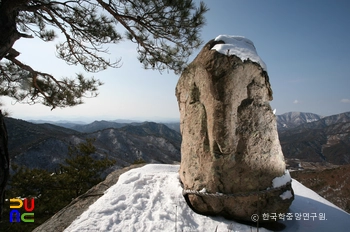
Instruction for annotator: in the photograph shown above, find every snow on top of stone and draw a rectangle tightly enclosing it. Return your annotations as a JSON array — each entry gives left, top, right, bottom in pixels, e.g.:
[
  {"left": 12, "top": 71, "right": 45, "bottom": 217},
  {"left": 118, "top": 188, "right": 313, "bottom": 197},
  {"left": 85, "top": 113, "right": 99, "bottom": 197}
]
[
  {"left": 211, "top": 35, "right": 267, "bottom": 71},
  {"left": 280, "top": 190, "right": 293, "bottom": 200},
  {"left": 272, "top": 169, "right": 292, "bottom": 188}
]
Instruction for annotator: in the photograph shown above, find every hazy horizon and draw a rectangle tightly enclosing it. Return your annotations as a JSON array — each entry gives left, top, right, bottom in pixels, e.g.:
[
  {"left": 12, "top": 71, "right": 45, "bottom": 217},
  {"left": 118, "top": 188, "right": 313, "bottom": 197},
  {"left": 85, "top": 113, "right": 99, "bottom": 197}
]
[{"left": 10, "top": 109, "right": 350, "bottom": 125}]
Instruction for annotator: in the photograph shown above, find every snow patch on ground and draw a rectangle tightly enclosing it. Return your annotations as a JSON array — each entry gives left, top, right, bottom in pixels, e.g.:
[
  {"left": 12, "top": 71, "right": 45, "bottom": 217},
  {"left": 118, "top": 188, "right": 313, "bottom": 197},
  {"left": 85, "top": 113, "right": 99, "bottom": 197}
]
[{"left": 65, "top": 164, "right": 350, "bottom": 232}]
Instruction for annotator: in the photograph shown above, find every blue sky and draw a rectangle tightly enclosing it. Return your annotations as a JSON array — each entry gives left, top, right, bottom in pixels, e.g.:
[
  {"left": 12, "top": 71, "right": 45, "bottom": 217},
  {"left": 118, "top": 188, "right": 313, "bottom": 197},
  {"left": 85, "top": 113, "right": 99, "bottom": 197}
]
[{"left": 3, "top": 0, "right": 350, "bottom": 122}]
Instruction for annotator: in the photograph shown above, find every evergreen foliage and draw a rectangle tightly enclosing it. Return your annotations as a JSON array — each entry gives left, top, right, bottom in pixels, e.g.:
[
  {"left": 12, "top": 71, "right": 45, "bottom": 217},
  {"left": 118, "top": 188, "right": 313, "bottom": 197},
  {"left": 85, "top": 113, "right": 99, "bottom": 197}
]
[
  {"left": 1, "top": 139, "right": 116, "bottom": 231},
  {"left": 59, "top": 138, "right": 116, "bottom": 197},
  {"left": 0, "top": 0, "right": 208, "bottom": 109}
]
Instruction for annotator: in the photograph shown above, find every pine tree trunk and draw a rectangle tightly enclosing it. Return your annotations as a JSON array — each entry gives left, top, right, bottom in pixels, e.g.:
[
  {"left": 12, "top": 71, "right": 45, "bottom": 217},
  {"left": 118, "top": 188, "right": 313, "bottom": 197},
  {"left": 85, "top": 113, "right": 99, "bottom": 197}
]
[
  {"left": 0, "top": 111, "right": 9, "bottom": 220},
  {"left": 0, "top": 0, "right": 28, "bottom": 60}
]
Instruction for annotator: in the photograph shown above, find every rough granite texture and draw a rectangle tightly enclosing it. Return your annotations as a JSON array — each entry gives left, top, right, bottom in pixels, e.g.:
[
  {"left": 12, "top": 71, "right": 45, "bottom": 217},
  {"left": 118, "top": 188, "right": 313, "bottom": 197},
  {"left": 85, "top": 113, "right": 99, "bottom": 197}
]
[{"left": 176, "top": 39, "right": 294, "bottom": 221}]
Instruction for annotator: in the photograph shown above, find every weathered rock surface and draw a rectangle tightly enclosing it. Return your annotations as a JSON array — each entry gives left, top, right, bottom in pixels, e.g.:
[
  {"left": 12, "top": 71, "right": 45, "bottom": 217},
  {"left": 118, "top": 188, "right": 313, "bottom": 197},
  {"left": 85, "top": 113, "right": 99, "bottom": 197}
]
[{"left": 176, "top": 36, "right": 294, "bottom": 221}]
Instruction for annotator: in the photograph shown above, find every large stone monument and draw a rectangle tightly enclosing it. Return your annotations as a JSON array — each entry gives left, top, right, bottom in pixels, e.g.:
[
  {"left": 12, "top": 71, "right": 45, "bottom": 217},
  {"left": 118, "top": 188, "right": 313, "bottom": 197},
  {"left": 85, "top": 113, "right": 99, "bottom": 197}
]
[{"left": 176, "top": 35, "right": 294, "bottom": 222}]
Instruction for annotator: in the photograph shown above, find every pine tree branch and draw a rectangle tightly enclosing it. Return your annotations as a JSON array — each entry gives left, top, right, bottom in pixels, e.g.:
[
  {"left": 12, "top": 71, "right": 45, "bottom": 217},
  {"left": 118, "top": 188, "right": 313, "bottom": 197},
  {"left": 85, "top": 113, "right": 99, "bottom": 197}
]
[
  {"left": 4, "top": 54, "right": 56, "bottom": 107},
  {"left": 0, "top": 0, "right": 208, "bottom": 108}
]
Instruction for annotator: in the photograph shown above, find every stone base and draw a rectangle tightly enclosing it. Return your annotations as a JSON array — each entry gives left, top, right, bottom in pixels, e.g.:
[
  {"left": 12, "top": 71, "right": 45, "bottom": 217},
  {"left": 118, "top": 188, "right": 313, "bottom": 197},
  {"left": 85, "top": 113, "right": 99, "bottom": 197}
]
[{"left": 183, "top": 182, "right": 294, "bottom": 222}]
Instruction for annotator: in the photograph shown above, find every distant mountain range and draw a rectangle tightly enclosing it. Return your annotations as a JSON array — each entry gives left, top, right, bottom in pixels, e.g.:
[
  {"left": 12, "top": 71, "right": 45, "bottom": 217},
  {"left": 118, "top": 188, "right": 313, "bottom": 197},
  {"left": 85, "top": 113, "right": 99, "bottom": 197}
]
[
  {"left": 29, "top": 119, "right": 181, "bottom": 133},
  {"left": 278, "top": 112, "right": 350, "bottom": 166},
  {"left": 5, "top": 118, "right": 181, "bottom": 172},
  {"left": 276, "top": 112, "right": 323, "bottom": 131},
  {"left": 6, "top": 111, "right": 350, "bottom": 173}
]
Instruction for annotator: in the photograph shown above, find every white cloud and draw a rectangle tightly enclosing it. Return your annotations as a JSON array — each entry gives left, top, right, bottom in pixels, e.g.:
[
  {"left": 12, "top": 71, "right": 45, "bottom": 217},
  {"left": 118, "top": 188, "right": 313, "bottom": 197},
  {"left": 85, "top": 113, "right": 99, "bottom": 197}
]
[
  {"left": 293, "top": 99, "right": 299, "bottom": 104},
  {"left": 340, "top": 98, "right": 350, "bottom": 103}
]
